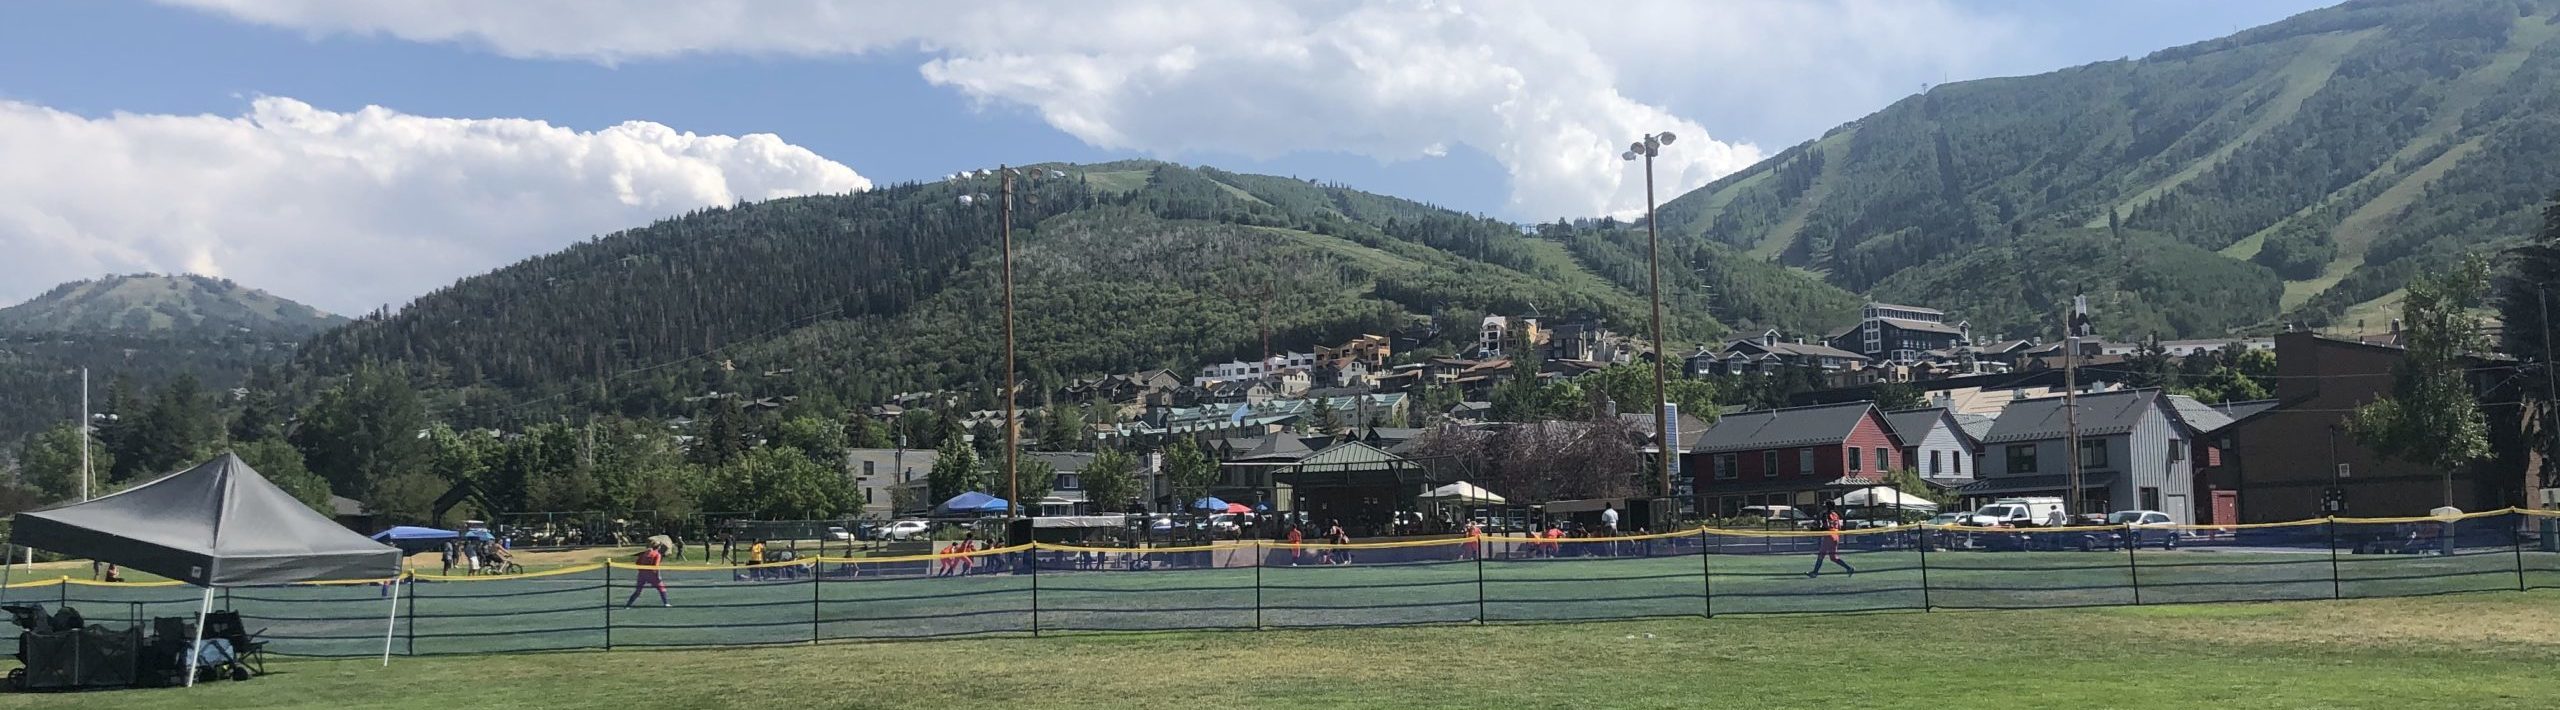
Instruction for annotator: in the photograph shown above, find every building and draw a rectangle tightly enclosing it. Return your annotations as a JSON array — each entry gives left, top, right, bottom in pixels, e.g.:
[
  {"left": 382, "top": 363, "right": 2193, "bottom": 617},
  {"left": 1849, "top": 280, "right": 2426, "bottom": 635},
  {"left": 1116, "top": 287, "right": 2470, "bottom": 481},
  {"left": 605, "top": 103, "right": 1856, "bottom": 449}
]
[
  {"left": 1831, "top": 302, "right": 1970, "bottom": 363},
  {"left": 1882, "top": 408, "right": 1977, "bottom": 492},
  {"left": 1958, "top": 388, "right": 2199, "bottom": 523},
  {"left": 2211, "top": 332, "right": 2537, "bottom": 523},
  {"left": 2169, "top": 396, "right": 2274, "bottom": 525},
  {"left": 1480, "top": 315, "right": 1543, "bottom": 357},
  {"left": 849, "top": 448, "right": 933, "bottom": 518},
  {"left": 1025, "top": 451, "right": 1100, "bottom": 516},
  {"left": 1315, "top": 334, "right": 1393, "bottom": 371},
  {"left": 1195, "top": 352, "right": 1318, "bottom": 386},
  {"left": 1689, "top": 330, "right": 1868, "bottom": 377},
  {"left": 1546, "top": 319, "right": 1644, "bottom": 364},
  {"left": 1683, "top": 402, "right": 1903, "bottom": 518},
  {"left": 1789, "top": 368, "right": 2137, "bottom": 417}
]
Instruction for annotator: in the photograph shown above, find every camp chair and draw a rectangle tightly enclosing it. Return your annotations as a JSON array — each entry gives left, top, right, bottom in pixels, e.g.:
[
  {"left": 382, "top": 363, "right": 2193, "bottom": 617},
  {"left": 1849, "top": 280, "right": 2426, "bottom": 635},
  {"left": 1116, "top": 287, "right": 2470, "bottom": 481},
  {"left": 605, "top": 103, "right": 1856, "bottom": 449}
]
[{"left": 202, "top": 611, "right": 267, "bottom": 677}]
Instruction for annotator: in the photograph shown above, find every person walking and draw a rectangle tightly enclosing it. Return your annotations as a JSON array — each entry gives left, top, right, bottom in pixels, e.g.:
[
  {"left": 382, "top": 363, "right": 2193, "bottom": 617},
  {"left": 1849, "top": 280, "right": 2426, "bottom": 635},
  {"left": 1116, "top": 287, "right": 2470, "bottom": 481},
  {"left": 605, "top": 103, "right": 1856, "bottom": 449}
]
[
  {"left": 439, "top": 540, "right": 457, "bottom": 576},
  {"left": 1807, "top": 507, "right": 1856, "bottom": 578},
  {"left": 747, "top": 539, "right": 768, "bottom": 581},
  {"left": 1325, "top": 519, "right": 1352, "bottom": 566},
  {"left": 1286, "top": 524, "right": 1305, "bottom": 566},
  {"left": 627, "top": 544, "right": 670, "bottom": 607}
]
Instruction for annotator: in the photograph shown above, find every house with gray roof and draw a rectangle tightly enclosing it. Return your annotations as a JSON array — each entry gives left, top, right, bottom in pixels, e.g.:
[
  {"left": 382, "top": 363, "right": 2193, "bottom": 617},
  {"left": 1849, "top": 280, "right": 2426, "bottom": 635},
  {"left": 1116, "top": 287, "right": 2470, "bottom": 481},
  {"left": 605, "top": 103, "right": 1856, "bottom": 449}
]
[
  {"left": 1682, "top": 401, "right": 1905, "bottom": 518},
  {"left": 1689, "top": 329, "right": 1870, "bottom": 377},
  {"left": 1882, "top": 407, "right": 1977, "bottom": 491},
  {"left": 1959, "top": 388, "right": 2197, "bottom": 522}
]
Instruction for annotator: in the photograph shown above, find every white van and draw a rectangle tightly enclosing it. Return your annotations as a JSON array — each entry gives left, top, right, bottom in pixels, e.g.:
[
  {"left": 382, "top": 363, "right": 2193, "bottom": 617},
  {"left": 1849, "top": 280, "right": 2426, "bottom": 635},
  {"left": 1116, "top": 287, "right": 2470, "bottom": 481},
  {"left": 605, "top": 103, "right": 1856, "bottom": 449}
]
[{"left": 1959, "top": 497, "right": 2069, "bottom": 527}]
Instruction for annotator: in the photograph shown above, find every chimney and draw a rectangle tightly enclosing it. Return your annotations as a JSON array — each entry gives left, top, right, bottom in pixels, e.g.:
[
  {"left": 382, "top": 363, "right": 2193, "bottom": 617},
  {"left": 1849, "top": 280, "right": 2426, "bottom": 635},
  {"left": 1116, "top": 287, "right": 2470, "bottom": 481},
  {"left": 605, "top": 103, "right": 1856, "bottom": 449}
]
[{"left": 2390, "top": 319, "right": 2402, "bottom": 335}]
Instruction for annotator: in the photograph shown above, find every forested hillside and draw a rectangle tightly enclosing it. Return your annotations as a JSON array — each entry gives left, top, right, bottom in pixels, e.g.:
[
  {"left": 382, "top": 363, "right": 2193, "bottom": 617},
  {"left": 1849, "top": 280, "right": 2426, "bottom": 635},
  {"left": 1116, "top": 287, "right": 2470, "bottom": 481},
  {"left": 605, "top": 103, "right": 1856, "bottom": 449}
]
[
  {"left": 1653, "top": 0, "right": 2560, "bottom": 339},
  {"left": 0, "top": 275, "right": 339, "bottom": 446},
  {"left": 294, "top": 162, "right": 1731, "bottom": 428}
]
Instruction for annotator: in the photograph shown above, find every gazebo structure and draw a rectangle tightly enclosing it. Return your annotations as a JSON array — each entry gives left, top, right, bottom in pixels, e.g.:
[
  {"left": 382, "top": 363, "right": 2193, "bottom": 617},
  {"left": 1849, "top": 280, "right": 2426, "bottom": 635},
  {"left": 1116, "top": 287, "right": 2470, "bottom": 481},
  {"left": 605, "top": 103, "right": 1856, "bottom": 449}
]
[{"left": 1265, "top": 441, "right": 1447, "bottom": 535}]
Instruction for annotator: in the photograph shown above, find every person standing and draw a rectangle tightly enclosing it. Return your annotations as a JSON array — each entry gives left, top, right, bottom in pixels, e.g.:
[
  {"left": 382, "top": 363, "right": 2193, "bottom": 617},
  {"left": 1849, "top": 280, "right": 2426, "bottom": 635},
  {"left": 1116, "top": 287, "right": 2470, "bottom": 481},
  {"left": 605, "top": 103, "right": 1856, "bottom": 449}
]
[
  {"left": 1600, "top": 505, "right": 1621, "bottom": 536},
  {"left": 1807, "top": 507, "right": 1856, "bottom": 578},
  {"left": 626, "top": 544, "right": 670, "bottom": 607},
  {"left": 747, "top": 539, "right": 767, "bottom": 580},
  {"left": 1326, "top": 519, "right": 1352, "bottom": 566},
  {"left": 1286, "top": 524, "right": 1305, "bottom": 566},
  {"left": 440, "top": 541, "right": 457, "bottom": 576}
]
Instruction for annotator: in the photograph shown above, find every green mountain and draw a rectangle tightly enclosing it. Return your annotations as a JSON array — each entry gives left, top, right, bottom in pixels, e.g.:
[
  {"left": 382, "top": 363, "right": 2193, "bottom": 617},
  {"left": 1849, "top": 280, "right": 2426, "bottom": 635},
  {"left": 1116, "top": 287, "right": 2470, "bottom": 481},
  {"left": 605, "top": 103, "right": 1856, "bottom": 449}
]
[
  {"left": 292, "top": 161, "right": 1774, "bottom": 427},
  {"left": 0, "top": 274, "right": 336, "bottom": 447},
  {"left": 0, "top": 274, "right": 344, "bottom": 338},
  {"left": 1654, "top": 0, "right": 2560, "bottom": 339}
]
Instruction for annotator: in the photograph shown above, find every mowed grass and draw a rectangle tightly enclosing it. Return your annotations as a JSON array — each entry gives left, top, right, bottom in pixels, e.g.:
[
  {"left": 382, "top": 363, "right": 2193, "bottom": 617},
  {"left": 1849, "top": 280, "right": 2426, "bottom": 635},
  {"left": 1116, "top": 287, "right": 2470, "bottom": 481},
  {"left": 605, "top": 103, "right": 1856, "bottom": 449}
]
[{"left": 3, "top": 588, "right": 2554, "bottom": 710}]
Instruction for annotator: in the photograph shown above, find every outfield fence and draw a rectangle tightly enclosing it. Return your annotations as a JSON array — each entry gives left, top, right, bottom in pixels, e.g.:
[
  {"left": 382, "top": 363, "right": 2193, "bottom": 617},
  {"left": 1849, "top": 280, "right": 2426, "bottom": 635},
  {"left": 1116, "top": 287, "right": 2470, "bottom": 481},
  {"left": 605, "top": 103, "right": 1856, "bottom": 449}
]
[{"left": 6, "top": 509, "right": 2556, "bottom": 658}]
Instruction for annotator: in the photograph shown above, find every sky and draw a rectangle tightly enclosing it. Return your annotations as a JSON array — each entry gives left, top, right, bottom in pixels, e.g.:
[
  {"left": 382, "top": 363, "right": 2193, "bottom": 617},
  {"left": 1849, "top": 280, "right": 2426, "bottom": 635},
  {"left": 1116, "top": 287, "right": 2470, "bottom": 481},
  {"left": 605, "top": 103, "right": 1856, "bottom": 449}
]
[{"left": 0, "top": 0, "right": 2338, "bottom": 315}]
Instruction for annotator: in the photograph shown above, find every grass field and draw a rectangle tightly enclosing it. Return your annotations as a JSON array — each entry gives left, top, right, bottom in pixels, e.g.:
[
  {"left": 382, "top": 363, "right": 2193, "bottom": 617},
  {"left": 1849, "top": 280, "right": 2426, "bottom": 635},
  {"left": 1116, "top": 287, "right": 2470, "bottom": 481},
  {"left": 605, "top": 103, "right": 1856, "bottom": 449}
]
[{"left": 3, "top": 588, "right": 2553, "bottom": 709}]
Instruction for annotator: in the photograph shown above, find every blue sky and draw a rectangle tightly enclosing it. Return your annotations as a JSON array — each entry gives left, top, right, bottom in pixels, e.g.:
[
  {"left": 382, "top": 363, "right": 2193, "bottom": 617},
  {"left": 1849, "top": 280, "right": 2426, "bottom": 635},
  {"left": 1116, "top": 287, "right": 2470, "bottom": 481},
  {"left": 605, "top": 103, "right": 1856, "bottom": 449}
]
[{"left": 0, "top": 0, "right": 2337, "bottom": 312}]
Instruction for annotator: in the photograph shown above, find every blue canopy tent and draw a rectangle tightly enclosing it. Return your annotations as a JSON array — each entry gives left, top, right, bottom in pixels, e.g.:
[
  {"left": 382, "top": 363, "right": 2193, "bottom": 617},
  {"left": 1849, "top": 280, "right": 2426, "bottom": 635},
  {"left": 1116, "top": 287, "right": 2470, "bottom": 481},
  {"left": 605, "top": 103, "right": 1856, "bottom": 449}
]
[
  {"left": 370, "top": 526, "right": 460, "bottom": 554},
  {"left": 933, "top": 492, "right": 1015, "bottom": 516},
  {"left": 1190, "top": 496, "right": 1229, "bottom": 511}
]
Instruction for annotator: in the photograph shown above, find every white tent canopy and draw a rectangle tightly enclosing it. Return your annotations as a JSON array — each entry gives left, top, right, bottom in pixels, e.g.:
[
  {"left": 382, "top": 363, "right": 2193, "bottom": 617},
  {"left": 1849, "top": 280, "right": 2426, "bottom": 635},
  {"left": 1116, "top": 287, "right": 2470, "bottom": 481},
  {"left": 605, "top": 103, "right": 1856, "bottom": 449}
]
[
  {"left": 1421, "top": 481, "right": 1507, "bottom": 504},
  {"left": 1836, "top": 486, "right": 1938, "bottom": 511}
]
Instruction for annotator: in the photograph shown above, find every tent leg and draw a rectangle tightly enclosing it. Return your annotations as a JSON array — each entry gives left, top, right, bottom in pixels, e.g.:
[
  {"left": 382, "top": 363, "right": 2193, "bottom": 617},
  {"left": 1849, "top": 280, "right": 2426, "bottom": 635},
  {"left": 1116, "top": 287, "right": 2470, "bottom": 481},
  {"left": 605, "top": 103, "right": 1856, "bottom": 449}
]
[
  {"left": 382, "top": 573, "right": 403, "bottom": 667},
  {"left": 185, "top": 586, "right": 212, "bottom": 687}
]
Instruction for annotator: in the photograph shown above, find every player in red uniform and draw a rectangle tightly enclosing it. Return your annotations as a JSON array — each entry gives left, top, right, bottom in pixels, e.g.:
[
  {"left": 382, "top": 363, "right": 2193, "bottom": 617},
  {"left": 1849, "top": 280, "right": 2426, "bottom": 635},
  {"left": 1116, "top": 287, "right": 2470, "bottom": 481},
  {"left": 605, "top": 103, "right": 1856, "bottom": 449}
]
[{"left": 626, "top": 543, "right": 670, "bottom": 607}]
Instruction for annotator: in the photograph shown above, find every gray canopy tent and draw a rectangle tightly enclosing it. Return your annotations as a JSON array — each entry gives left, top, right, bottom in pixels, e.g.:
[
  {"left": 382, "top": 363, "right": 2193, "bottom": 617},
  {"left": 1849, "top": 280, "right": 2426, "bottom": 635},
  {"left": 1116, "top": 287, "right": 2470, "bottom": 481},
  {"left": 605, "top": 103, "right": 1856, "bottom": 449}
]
[{"left": 9, "top": 453, "right": 403, "bottom": 684}]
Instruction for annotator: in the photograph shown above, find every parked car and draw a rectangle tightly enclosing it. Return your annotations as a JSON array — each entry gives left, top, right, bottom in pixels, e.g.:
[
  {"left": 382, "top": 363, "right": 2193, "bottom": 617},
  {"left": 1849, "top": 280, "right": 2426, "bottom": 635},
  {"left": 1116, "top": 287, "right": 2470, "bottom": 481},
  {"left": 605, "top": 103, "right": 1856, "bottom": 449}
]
[
  {"left": 1741, "top": 505, "right": 1819, "bottom": 530},
  {"left": 2081, "top": 510, "right": 2182, "bottom": 550},
  {"left": 823, "top": 526, "right": 852, "bottom": 542},
  {"left": 881, "top": 520, "right": 932, "bottom": 541},
  {"left": 1923, "top": 512, "right": 1970, "bottom": 527},
  {"left": 1956, "top": 497, "right": 2069, "bottom": 527}
]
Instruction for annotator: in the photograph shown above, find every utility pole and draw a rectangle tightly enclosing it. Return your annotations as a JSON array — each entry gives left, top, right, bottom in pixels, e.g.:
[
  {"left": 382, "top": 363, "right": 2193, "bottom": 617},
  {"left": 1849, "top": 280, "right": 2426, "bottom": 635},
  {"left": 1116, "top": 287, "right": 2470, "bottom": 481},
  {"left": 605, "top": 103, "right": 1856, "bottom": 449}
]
[
  {"left": 79, "top": 367, "right": 91, "bottom": 501},
  {"left": 2063, "top": 297, "right": 2084, "bottom": 518},
  {"left": 1001, "top": 165, "right": 1020, "bottom": 520},
  {"left": 1624, "top": 131, "right": 1679, "bottom": 504},
  {"left": 2543, "top": 288, "right": 2559, "bottom": 489}
]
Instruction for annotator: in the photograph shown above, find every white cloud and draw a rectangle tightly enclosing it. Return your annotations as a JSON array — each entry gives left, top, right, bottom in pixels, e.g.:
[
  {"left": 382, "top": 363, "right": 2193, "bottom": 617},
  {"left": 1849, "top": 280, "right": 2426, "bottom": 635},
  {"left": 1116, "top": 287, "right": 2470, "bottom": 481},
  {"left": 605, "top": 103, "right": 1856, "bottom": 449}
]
[
  {"left": 0, "top": 97, "right": 868, "bottom": 313},
  {"left": 161, "top": 0, "right": 2026, "bottom": 220}
]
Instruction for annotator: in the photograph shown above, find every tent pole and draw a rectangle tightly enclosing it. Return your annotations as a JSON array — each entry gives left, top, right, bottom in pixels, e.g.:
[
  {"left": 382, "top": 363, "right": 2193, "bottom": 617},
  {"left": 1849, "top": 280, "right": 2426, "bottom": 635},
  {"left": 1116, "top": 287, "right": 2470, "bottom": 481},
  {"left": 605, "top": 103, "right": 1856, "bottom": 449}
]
[
  {"left": 382, "top": 571, "right": 403, "bottom": 667},
  {"left": 185, "top": 586, "right": 212, "bottom": 687}
]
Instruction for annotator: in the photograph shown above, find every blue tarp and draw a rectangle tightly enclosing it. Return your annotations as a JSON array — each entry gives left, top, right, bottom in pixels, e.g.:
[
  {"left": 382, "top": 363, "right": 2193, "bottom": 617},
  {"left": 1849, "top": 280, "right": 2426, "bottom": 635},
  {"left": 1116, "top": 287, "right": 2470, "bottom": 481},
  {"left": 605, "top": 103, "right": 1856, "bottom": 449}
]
[{"left": 934, "top": 492, "right": 1015, "bottom": 516}]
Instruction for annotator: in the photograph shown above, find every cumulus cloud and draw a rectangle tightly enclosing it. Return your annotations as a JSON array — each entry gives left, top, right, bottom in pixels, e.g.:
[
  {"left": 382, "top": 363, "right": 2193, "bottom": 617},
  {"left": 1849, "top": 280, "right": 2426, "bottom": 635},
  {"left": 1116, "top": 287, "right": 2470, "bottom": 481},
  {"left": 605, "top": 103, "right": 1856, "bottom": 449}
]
[
  {"left": 0, "top": 97, "right": 868, "bottom": 313},
  {"left": 162, "top": 0, "right": 2023, "bottom": 220}
]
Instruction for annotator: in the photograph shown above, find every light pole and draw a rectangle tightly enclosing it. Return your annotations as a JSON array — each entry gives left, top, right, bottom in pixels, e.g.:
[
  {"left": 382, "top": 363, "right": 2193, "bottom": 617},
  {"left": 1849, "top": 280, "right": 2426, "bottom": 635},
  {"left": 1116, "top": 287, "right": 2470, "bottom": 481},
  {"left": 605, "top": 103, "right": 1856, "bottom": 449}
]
[{"left": 1623, "top": 132, "right": 1677, "bottom": 505}]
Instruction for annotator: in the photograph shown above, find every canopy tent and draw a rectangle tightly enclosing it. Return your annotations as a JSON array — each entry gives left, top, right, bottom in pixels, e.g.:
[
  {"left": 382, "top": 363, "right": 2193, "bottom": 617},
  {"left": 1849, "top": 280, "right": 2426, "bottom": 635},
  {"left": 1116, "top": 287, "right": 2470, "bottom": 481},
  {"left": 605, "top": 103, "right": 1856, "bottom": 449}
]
[
  {"left": 1835, "top": 486, "right": 1939, "bottom": 511},
  {"left": 9, "top": 453, "right": 405, "bottom": 684},
  {"left": 1224, "top": 503, "right": 1251, "bottom": 514},
  {"left": 933, "top": 492, "right": 1015, "bottom": 516},
  {"left": 370, "top": 526, "right": 460, "bottom": 555},
  {"left": 1420, "top": 481, "right": 1508, "bottom": 504},
  {"left": 1190, "top": 496, "right": 1230, "bottom": 511}
]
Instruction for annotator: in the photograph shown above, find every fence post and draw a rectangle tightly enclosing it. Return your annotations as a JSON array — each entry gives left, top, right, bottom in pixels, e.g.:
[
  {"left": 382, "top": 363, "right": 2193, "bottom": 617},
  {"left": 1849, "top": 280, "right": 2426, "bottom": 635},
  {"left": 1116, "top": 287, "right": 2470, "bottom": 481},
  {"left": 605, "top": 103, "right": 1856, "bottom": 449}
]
[
  {"left": 2514, "top": 512, "right": 2529, "bottom": 593},
  {"left": 2326, "top": 518, "right": 2343, "bottom": 600},
  {"left": 1028, "top": 545, "right": 1041, "bottom": 638},
  {"left": 1473, "top": 537, "right": 1488, "bottom": 624},
  {"left": 1916, "top": 526, "right": 1932, "bottom": 612},
  {"left": 1252, "top": 540, "right": 1264, "bottom": 630},
  {"left": 57, "top": 576, "right": 66, "bottom": 607},
  {"left": 602, "top": 562, "right": 613, "bottom": 651},
  {"left": 2124, "top": 524, "right": 2142, "bottom": 606},
  {"left": 1697, "top": 529, "right": 1713, "bottom": 618},
  {"left": 810, "top": 559, "right": 822, "bottom": 645},
  {"left": 405, "top": 582, "right": 417, "bottom": 656}
]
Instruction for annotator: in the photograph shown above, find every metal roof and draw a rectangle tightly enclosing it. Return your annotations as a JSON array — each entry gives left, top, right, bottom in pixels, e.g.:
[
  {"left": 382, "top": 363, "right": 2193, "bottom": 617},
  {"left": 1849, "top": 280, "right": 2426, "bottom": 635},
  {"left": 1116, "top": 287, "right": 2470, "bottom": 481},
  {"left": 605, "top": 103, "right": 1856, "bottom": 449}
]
[
  {"left": 1881, "top": 408, "right": 1956, "bottom": 444},
  {"left": 1981, "top": 389, "right": 2164, "bottom": 444},
  {"left": 1691, "top": 402, "right": 1880, "bottom": 453}
]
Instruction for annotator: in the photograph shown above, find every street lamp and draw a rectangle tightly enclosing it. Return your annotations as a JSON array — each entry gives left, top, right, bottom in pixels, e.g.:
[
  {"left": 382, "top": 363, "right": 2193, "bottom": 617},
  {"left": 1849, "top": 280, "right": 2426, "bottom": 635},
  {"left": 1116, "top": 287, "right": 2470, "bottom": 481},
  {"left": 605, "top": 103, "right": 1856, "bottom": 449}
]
[{"left": 1623, "top": 132, "right": 1677, "bottom": 504}]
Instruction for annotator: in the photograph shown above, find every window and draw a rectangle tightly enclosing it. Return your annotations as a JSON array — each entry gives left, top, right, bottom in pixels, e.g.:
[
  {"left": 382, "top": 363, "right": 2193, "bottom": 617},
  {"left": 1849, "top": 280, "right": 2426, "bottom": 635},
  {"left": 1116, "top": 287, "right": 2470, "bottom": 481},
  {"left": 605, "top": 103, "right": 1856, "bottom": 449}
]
[
  {"left": 1929, "top": 451, "right": 1942, "bottom": 475},
  {"left": 861, "top": 461, "right": 876, "bottom": 478},
  {"left": 1056, "top": 473, "right": 1082, "bottom": 491},
  {"left": 2080, "top": 439, "right": 2110, "bottom": 469},
  {"left": 2140, "top": 487, "right": 2160, "bottom": 513},
  {"left": 1762, "top": 451, "right": 1779, "bottom": 478},
  {"left": 1953, "top": 452, "right": 1963, "bottom": 475},
  {"left": 1875, "top": 447, "right": 1890, "bottom": 472},
  {"left": 2007, "top": 444, "right": 2037, "bottom": 474},
  {"left": 2168, "top": 439, "right": 2185, "bottom": 463},
  {"left": 1848, "top": 447, "right": 1861, "bottom": 472},
  {"left": 1798, "top": 449, "right": 1815, "bottom": 475},
  {"left": 1716, "top": 453, "right": 1738, "bottom": 480}
]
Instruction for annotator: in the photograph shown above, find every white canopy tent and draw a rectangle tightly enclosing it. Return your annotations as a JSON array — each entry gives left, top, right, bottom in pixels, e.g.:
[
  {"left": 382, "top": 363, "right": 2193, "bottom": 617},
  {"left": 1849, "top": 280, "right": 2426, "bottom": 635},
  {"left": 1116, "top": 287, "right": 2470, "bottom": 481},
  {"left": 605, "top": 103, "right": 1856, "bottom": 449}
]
[
  {"left": 1835, "top": 486, "right": 1939, "bottom": 511},
  {"left": 1420, "top": 481, "right": 1507, "bottom": 504}
]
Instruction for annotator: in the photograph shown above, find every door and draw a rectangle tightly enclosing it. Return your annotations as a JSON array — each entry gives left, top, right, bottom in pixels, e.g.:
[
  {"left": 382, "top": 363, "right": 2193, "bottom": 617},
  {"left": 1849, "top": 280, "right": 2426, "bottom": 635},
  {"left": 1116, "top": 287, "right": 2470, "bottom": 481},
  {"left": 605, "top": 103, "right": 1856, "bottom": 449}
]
[
  {"left": 2210, "top": 490, "right": 2237, "bottom": 526},
  {"left": 2165, "top": 493, "right": 2189, "bottom": 525}
]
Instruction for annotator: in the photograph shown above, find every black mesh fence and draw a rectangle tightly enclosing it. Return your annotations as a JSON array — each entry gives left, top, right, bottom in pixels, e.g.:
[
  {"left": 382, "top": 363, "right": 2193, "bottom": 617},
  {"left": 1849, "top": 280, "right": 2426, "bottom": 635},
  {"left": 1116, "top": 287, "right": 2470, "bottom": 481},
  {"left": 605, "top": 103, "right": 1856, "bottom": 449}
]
[{"left": 3, "top": 510, "right": 2555, "bottom": 658}]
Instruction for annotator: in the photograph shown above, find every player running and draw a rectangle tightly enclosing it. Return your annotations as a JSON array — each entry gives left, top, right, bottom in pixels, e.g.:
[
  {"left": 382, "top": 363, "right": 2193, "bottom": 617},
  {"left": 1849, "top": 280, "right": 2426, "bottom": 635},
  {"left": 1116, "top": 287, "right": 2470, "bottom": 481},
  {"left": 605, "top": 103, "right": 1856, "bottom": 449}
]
[{"left": 1806, "top": 507, "right": 1856, "bottom": 578}]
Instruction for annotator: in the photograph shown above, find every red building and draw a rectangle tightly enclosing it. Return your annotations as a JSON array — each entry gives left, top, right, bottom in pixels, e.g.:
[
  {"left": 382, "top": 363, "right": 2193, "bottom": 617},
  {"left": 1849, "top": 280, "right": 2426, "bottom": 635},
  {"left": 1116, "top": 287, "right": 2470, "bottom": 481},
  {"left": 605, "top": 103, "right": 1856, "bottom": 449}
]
[{"left": 1682, "top": 402, "right": 1903, "bottom": 517}]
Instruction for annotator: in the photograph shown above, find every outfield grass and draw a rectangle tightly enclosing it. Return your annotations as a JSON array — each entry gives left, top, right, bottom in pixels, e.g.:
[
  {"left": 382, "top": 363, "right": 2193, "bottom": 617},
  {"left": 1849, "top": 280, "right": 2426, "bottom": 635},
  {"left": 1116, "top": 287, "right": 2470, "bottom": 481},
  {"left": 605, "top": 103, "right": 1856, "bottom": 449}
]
[{"left": 3, "top": 589, "right": 2553, "bottom": 709}]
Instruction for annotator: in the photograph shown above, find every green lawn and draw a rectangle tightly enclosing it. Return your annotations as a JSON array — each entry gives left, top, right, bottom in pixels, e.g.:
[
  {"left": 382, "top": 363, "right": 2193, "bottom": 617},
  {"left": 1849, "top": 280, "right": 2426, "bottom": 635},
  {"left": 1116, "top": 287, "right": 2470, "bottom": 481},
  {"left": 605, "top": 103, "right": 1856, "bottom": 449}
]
[{"left": 4, "top": 589, "right": 2553, "bottom": 709}]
